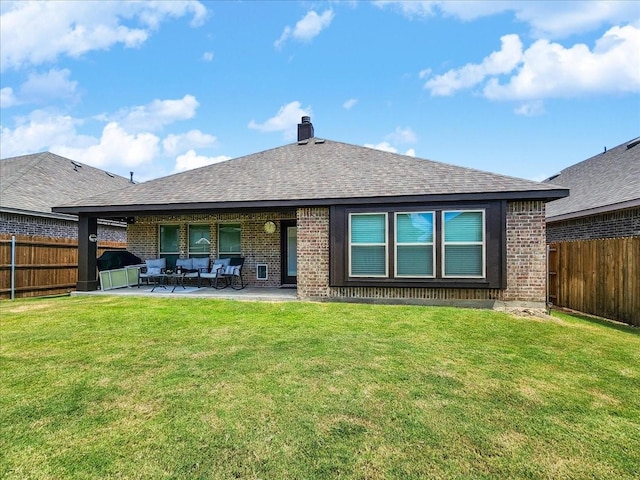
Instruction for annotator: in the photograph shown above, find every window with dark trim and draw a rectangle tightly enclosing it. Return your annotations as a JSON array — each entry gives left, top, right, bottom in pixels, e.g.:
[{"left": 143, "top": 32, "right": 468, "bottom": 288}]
[
  {"left": 442, "top": 210, "right": 485, "bottom": 278},
  {"left": 159, "top": 224, "right": 179, "bottom": 268},
  {"left": 188, "top": 224, "right": 211, "bottom": 258},
  {"left": 395, "top": 212, "right": 435, "bottom": 278},
  {"left": 330, "top": 201, "right": 506, "bottom": 289},
  {"left": 218, "top": 223, "right": 241, "bottom": 258}
]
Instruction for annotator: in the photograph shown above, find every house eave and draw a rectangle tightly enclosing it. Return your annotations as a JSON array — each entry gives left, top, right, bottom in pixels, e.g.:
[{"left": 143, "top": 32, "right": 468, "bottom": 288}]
[
  {"left": 52, "top": 188, "right": 569, "bottom": 217},
  {"left": 546, "top": 198, "right": 640, "bottom": 223},
  {"left": 1, "top": 206, "right": 127, "bottom": 227}
]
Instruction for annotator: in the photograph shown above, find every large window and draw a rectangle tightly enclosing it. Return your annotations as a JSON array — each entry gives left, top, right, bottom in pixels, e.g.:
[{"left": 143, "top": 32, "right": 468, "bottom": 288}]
[
  {"left": 395, "top": 212, "right": 434, "bottom": 277},
  {"left": 218, "top": 223, "right": 241, "bottom": 257},
  {"left": 331, "top": 203, "right": 503, "bottom": 288},
  {"left": 443, "top": 211, "right": 484, "bottom": 277},
  {"left": 159, "top": 224, "right": 179, "bottom": 268},
  {"left": 349, "top": 213, "right": 387, "bottom": 277},
  {"left": 188, "top": 224, "right": 211, "bottom": 258}
]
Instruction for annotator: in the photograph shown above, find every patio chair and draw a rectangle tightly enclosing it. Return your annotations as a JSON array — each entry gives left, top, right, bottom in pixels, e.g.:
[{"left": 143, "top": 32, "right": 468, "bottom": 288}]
[
  {"left": 219, "top": 257, "right": 246, "bottom": 290},
  {"left": 176, "top": 257, "right": 210, "bottom": 287},
  {"left": 199, "top": 258, "right": 231, "bottom": 289},
  {"left": 139, "top": 258, "right": 166, "bottom": 287}
]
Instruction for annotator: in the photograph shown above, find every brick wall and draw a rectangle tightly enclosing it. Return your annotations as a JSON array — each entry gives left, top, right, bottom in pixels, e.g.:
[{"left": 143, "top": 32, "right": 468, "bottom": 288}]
[
  {"left": 127, "top": 211, "right": 295, "bottom": 287},
  {"left": 502, "top": 200, "right": 546, "bottom": 302},
  {"left": 297, "top": 201, "right": 547, "bottom": 304},
  {"left": 296, "top": 207, "right": 330, "bottom": 297},
  {"left": 125, "top": 200, "right": 547, "bottom": 303},
  {"left": 547, "top": 207, "right": 640, "bottom": 242},
  {"left": 0, "top": 212, "right": 126, "bottom": 242}
]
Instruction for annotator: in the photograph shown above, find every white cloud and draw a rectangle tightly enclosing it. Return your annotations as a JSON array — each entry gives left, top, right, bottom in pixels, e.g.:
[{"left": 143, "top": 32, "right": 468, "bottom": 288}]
[
  {"left": 418, "top": 68, "right": 431, "bottom": 79},
  {"left": 375, "top": 1, "right": 638, "bottom": 39},
  {"left": 52, "top": 122, "right": 160, "bottom": 169},
  {"left": 364, "top": 141, "right": 415, "bottom": 156},
  {"left": 274, "top": 9, "right": 334, "bottom": 48},
  {"left": 20, "top": 68, "right": 79, "bottom": 105},
  {"left": 0, "top": 110, "right": 86, "bottom": 156},
  {"left": 248, "top": 101, "right": 311, "bottom": 139},
  {"left": 112, "top": 95, "right": 200, "bottom": 132},
  {"left": 484, "top": 25, "right": 640, "bottom": 100},
  {"left": 201, "top": 51, "right": 214, "bottom": 62},
  {"left": 163, "top": 130, "right": 217, "bottom": 156},
  {"left": 424, "top": 34, "right": 523, "bottom": 96},
  {"left": 343, "top": 98, "right": 358, "bottom": 110},
  {"left": 173, "top": 149, "right": 231, "bottom": 173},
  {"left": 0, "top": 87, "right": 18, "bottom": 108},
  {"left": 1, "top": 110, "right": 157, "bottom": 169},
  {"left": 0, "top": 1, "right": 207, "bottom": 71},
  {"left": 424, "top": 25, "right": 640, "bottom": 100},
  {"left": 386, "top": 126, "right": 417, "bottom": 144},
  {"left": 514, "top": 100, "right": 546, "bottom": 117}
]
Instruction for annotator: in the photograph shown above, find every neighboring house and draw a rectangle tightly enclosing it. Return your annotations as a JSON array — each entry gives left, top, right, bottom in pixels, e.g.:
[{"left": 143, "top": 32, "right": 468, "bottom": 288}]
[
  {"left": 1, "top": 152, "right": 133, "bottom": 241},
  {"left": 545, "top": 137, "right": 640, "bottom": 242},
  {"left": 53, "top": 117, "right": 568, "bottom": 309}
]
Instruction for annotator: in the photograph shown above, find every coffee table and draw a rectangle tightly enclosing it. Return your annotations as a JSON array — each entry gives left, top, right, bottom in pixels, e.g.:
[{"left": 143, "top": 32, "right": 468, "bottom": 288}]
[{"left": 149, "top": 273, "right": 186, "bottom": 292}]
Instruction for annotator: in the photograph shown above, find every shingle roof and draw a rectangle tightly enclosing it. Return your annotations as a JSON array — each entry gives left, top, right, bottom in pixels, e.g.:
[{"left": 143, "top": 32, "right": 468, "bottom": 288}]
[
  {"left": 0, "top": 152, "right": 133, "bottom": 216},
  {"left": 53, "top": 139, "right": 567, "bottom": 215},
  {"left": 545, "top": 137, "right": 640, "bottom": 221}
]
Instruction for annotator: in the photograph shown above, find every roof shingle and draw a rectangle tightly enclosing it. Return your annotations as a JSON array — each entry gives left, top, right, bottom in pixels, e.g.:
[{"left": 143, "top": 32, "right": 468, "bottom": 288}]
[
  {"left": 545, "top": 137, "right": 640, "bottom": 220},
  {"left": 53, "top": 139, "right": 567, "bottom": 214},
  {"left": 0, "top": 152, "right": 133, "bottom": 216}
]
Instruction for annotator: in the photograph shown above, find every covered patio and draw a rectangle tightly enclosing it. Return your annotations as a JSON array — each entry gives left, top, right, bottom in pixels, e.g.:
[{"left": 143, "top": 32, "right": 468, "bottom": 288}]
[{"left": 72, "top": 284, "right": 298, "bottom": 301}]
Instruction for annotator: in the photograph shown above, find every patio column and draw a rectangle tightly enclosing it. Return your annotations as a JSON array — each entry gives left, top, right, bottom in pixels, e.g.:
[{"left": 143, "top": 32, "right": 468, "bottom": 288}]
[{"left": 77, "top": 215, "right": 99, "bottom": 291}]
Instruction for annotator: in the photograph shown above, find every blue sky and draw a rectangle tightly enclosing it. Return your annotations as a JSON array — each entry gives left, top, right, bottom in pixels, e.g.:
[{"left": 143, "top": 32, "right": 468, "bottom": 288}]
[{"left": 1, "top": 1, "right": 639, "bottom": 183}]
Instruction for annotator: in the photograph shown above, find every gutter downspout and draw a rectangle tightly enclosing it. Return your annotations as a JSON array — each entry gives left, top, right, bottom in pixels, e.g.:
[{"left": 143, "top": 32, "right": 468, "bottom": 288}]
[{"left": 10, "top": 235, "right": 16, "bottom": 300}]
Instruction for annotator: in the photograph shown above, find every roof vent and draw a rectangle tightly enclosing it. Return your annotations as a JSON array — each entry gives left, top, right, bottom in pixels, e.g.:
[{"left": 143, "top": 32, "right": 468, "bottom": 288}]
[
  {"left": 627, "top": 138, "right": 640, "bottom": 149},
  {"left": 297, "top": 116, "right": 314, "bottom": 142},
  {"left": 130, "top": 171, "right": 135, "bottom": 184}
]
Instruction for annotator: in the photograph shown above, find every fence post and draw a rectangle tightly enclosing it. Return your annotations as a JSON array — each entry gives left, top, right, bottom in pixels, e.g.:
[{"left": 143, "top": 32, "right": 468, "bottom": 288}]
[
  {"left": 546, "top": 244, "right": 550, "bottom": 315},
  {"left": 10, "top": 235, "right": 16, "bottom": 300}
]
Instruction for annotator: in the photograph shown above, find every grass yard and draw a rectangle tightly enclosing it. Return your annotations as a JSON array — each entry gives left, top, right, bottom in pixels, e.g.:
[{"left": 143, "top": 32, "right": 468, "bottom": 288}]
[{"left": 1, "top": 297, "right": 639, "bottom": 480}]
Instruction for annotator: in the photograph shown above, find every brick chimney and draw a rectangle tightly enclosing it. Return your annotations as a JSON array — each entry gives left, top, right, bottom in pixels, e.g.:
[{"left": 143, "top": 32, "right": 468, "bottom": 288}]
[{"left": 297, "top": 116, "right": 314, "bottom": 141}]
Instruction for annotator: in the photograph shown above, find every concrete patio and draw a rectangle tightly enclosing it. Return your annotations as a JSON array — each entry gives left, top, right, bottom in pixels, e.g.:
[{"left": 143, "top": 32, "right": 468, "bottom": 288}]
[{"left": 72, "top": 285, "right": 298, "bottom": 302}]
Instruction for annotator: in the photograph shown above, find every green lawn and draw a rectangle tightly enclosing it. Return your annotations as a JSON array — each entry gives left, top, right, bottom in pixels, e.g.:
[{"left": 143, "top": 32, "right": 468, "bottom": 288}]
[{"left": 1, "top": 297, "right": 639, "bottom": 480}]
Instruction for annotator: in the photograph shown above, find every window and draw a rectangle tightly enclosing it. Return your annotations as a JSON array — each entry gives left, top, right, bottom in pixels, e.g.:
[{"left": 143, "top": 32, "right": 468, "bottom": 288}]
[
  {"left": 188, "top": 224, "right": 211, "bottom": 258},
  {"left": 159, "top": 224, "right": 179, "bottom": 268},
  {"left": 218, "top": 223, "right": 241, "bottom": 257},
  {"left": 443, "top": 211, "right": 485, "bottom": 277},
  {"left": 349, "top": 213, "right": 387, "bottom": 277},
  {"left": 332, "top": 203, "right": 504, "bottom": 288},
  {"left": 395, "top": 212, "right": 434, "bottom": 277}
]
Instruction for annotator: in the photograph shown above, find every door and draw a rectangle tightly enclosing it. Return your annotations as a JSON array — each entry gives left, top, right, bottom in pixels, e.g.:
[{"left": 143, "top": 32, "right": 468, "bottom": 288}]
[{"left": 281, "top": 220, "right": 297, "bottom": 285}]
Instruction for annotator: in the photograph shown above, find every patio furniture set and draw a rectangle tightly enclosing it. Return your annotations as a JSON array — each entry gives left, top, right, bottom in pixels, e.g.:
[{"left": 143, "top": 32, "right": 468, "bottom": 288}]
[{"left": 139, "top": 257, "right": 246, "bottom": 292}]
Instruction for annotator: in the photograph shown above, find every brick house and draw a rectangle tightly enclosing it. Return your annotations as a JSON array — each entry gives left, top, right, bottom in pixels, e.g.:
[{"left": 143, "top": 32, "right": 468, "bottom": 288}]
[
  {"left": 54, "top": 118, "right": 568, "bottom": 309},
  {"left": 1, "top": 152, "right": 132, "bottom": 242},
  {"left": 545, "top": 137, "right": 640, "bottom": 242}
]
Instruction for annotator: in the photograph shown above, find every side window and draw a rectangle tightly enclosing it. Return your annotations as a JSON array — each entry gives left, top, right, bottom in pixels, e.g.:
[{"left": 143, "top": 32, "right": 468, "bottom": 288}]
[
  {"left": 442, "top": 211, "right": 485, "bottom": 277},
  {"left": 159, "top": 224, "right": 179, "bottom": 268},
  {"left": 349, "top": 213, "right": 387, "bottom": 277},
  {"left": 218, "top": 223, "right": 241, "bottom": 257},
  {"left": 395, "top": 212, "right": 435, "bottom": 277},
  {"left": 188, "top": 224, "right": 211, "bottom": 258}
]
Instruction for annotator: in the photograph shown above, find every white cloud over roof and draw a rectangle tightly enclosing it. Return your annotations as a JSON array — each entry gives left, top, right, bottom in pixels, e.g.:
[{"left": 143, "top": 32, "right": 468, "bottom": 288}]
[
  {"left": 423, "top": 24, "right": 640, "bottom": 100},
  {"left": 274, "top": 9, "right": 334, "bottom": 48},
  {"left": 0, "top": 0, "right": 206, "bottom": 71},
  {"left": 248, "top": 101, "right": 311, "bottom": 140}
]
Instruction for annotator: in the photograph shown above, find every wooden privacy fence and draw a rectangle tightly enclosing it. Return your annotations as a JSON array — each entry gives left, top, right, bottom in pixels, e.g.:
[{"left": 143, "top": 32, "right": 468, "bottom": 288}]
[
  {"left": 0, "top": 234, "right": 127, "bottom": 299},
  {"left": 548, "top": 237, "right": 639, "bottom": 326}
]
